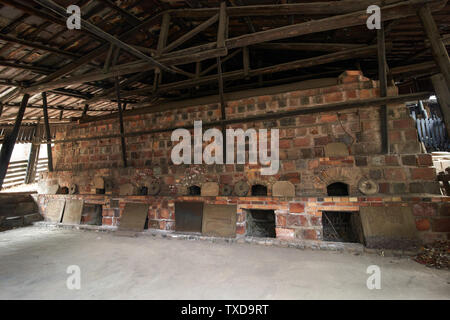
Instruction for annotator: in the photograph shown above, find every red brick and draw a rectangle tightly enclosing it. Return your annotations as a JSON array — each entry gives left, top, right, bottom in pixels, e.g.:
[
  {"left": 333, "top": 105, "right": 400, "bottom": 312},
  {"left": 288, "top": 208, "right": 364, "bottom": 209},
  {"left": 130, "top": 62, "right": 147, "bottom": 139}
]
[
  {"left": 289, "top": 203, "right": 305, "bottom": 213},
  {"left": 160, "top": 209, "right": 170, "bottom": 219},
  {"left": 417, "top": 154, "right": 433, "bottom": 166},
  {"left": 384, "top": 168, "right": 406, "bottom": 181},
  {"left": 379, "top": 183, "right": 390, "bottom": 194},
  {"left": 440, "top": 203, "right": 450, "bottom": 216},
  {"left": 286, "top": 215, "right": 308, "bottom": 227},
  {"left": 389, "top": 131, "right": 402, "bottom": 143},
  {"left": 319, "top": 114, "right": 338, "bottom": 123},
  {"left": 346, "top": 90, "right": 358, "bottom": 99},
  {"left": 279, "top": 139, "right": 291, "bottom": 149},
  {"left": 310, "top": 216, "right": 321, "bottom": 226},
  {"left": 393, "top": 119, "right": 413, "bottom": 129},
  {"left": 276, "top": 228, "right": 295, "bottom": 240},
  {"left": 404, "top": 129, "right": 419, "bottom": 141},
  {"left": 293, "top": 137, "right": 311, "bottom": 147},
  {"left": 341, "top": 70, "right": 363, "bottom": 77},
  {"left": 415, "top": 218, "right": 430, "bottom": 231},
  {"left": 298, "top": 115, "right": 316, "bottom": 124},
  {"left": 102, "top": 217, "right": 113, "bottom": 226},
  {"left": 236, "top": 224, "right": 245, "bottom": 235},
  {"left": 324, "top": 92, "right": 344, "bottom": 103},
  {"left": 384, "top": 155, "right": 399, "bottom": 166},
  {"left": 314, "top": 136, "right": 331, "bottom": 146},
  {"left": 359, "top": 89, "right": 373, "bottom": 99},
  {"left": 340, "top": 75, "right": 360, "bottom": 83},
  {"left": 302, "top": 229, "right": 318, "bottom": 240},
  {"left": 308, "top": 159, "right": 319, "bottom": 169},
  {"left": 276, "top": 215, "right": 287, "bottom": 227},
  {"left": 410, "top": 168, "right": 436, "bottom": 180},
  {"left": 220, "top": 174, "right": 233, "bottom": 184},
  {"left": 282, "top": 161, "right": 296, "bottom": 171},
  {"left": 283, "top": 172, "right": 301, "bottom": 184},
  {"left": 432, "top": 218, "right": 450, "bottom": 232},
  {"left": 413, "top": 203, "right": 437, "bottom": 216}
]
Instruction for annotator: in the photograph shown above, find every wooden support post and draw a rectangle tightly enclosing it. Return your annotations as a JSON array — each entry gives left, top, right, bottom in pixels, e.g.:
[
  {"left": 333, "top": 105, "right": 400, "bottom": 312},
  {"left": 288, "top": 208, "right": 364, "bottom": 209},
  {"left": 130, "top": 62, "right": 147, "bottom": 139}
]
[
  {"left": 82, "top": 104, "right": 89, "bottom": 117},
  {"left": 378, "top": 22, "right": 389, "bottom": 154},
  {"left": 217, "top": 56, "right": 227, "bottom": 163},
  {"left": 25, "top": 123, "right": 40, "bottom": 185},
  {"left": 195, "top": 62, "right": 201, "bottom": 90},
  {"left": 418, "top": 4, "right": 450, "bottom": 89},
  {"left": 115, "top": 77, "right": 128, "bottom": 167},
  {"left": 42, "top": 92, "right": 53, "bottom": 172},
  {"left": 157, "top": 13, "right": 171, "bottom": 56},
  {"left": 217, "top": 1, "right": 227, "bottom": 49},
  {"left": 431, "top": 73, "right": 450, "bottom": 137},
  {"left": 243, "top": 46, "right": 250, "bottom": 79},
  {"left": 104, "top": 44, "right": 115, "bottom": 73},
  {"left": 0, "top": 93, "right": 30, "bottom": 189},
  {"left": 154, "top": 13, "right": 171, "bottom": 87},
  {"left": 25, "top": 120, "right": 41, "bottom": 184},
  {"left": 25, "top": 143, "right": 40, "bottom": 184}
]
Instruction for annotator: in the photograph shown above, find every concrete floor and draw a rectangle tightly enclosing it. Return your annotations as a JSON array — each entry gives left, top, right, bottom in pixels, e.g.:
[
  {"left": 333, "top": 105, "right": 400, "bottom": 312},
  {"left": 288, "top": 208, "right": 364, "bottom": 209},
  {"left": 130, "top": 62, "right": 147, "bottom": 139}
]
[{"left": 0, "top": 226, "right": 448, "bottom": 300}]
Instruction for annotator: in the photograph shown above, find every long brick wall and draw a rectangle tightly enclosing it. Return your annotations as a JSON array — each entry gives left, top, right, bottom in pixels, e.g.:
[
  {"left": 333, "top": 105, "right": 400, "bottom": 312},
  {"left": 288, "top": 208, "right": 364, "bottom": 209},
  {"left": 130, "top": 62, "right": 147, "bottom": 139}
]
[
  {"left": 43, "top": 71, "right": 440, "bottom": 197},
  {"left": 37, "top": 70, "right": 450, "bottom": 247},
  {"left": 37, "top": 194, "right": 450, "bottom": 246}
]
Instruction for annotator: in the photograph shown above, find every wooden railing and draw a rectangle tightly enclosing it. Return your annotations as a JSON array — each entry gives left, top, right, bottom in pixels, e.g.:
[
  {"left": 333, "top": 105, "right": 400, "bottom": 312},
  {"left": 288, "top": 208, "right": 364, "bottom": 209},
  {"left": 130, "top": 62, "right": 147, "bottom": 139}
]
[
  {"left": 2, "top": 158, "right": 48, "bottom": 189},
  {"left": 35, "top": 158, "right": 48, "bottom": 178},
  {"left": 3, "top": 160, "right": 28, "bottom": 189}
]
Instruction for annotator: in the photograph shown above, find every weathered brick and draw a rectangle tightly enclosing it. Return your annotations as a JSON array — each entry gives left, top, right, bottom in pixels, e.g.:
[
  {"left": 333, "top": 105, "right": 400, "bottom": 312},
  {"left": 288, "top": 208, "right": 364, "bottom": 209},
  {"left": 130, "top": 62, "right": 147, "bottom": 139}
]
[
  {"left": 355, "top": 156, "right": 367, "bottom": 167},
  {"left": 279, "top": 139, "right": 292, "bottom": 149},
  {"left": 276, "top": 228, "right": 295, "bottom": 240},
  {"left": 294, "top": 137, "right": 312, "bottom": 147},
  {"left": 410, "top": 168, "right": 436, "bottom": 180},
  {"left": 413, "top": 203, "right": 437, "bottom": 217},
  {"left": 440, "top": 203, "right": 450, "bottom": 216},
  {"left": 401, "top": 155, "right": 416, "bottom": 166},
  {"left": 302, "top": 229, "right": 318, "bottom": 240},
  {"left": 384, "top": 155, "right": 399, "bottom": 166},
  {"left": 416, "top": 218, "right": 431, "bottom": 231},
  {"left": 287, "top": 215, "right": 308, "bottom": 227},
  {"left": 432, "top": 218, "right": 450, "bottom": 232},
  {"left": 392, "top": 183, "right": 406, "bottom": 194},
  {"left": 276, "top": 214, "right": 287, "bottom": 227},
  {"left": 417, "top": 154, "right": 433, "bottom": 166},
  {"left": 393, "top": 119, "right": 413, "bottom": 129},
  {"left": 324, "top": 92, "right": 344, "bottom": 103},
  {"left": 289, "top": 203, "right": 305, "bottom": 213},
  {"left": 384, "top": 168, "right": 406, "bottom": 181}
]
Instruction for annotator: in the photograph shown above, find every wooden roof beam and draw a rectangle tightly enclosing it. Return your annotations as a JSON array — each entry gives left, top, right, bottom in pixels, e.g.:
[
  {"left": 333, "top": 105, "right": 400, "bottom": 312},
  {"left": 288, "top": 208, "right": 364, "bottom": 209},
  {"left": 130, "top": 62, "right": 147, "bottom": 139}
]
[
  {"left": 169, "top": 0, "right": 406, "bottom": 18},
  {"left": 0, "top": 11, "right": 164, "bottom": 104},
  {"left": 0, "top": 34, "right": 81, "bottom": 59},
  {"left": 35, "top": 0, "right": 174, "bottom": 74},
  {"left": 97, "top": 0, "right": 142, "bottom": 26},
  {"left": 87, "top": 44, "right": 381, "bottom": 104},
  {"left": 13, "top": 0, "right": 446, "bottom": 99}
]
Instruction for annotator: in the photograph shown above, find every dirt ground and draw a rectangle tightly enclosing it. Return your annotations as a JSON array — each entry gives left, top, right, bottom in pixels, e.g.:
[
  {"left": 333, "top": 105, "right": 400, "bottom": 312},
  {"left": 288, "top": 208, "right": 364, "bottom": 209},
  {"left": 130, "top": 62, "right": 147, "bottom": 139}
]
[{"left": 0, "top": 226, "right": 449, "bottom": 300}]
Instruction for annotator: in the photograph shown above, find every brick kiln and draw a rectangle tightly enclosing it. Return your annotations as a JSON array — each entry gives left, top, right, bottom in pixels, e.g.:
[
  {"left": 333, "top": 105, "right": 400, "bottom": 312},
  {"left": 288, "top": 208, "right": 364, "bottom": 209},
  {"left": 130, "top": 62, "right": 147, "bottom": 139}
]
[{"left": 36, "top": 71, "right": 449, "bottom": 249}]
